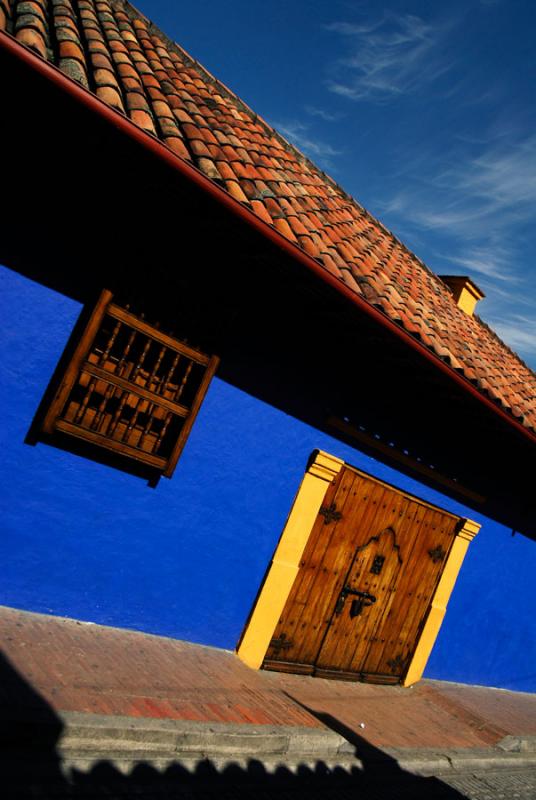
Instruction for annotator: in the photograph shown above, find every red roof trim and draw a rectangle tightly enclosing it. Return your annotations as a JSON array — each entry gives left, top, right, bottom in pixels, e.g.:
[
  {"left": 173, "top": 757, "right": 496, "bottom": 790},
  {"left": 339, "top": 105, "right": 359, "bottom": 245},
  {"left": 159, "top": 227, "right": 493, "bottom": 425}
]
[{"left": 2, "top": 28, "right": 535, "bottom": 448}]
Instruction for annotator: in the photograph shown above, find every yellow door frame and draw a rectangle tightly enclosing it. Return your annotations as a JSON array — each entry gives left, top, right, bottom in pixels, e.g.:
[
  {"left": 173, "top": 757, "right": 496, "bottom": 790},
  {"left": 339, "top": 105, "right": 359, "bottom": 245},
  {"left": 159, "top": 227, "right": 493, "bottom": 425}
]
[{"left": 237, "top": 449, "right": 480, "bottom": 686}]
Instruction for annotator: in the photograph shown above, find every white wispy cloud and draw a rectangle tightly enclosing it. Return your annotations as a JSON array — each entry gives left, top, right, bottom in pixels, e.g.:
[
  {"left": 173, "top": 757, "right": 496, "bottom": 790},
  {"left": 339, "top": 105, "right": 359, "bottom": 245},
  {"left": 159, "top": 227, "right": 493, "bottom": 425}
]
[
  {"left": 449, "top": 138, "right": 536, "bottom": 208},
  {"left": 381, "top": 134, "right": 536, "bottom": 259},
  {"left": 448, "top": 246, "right": 520, "bottom": 282},
  {"left": 272, "top": 120, "right": 342, "bottom": 168},
  {"left": 487, "top": 316, "right": 536, "bottom": 358},
  {"left": 476, "top": 282, "right": 536, "bottom": 311},
  {"left": 376, "top": 133, "right": 536, "bottom": 361},
  {"left": 325, "top": 12, "right": 453, "bottom": 101},
  {"left": 304, "top": 105, "right": 342, "bottom": 122}
]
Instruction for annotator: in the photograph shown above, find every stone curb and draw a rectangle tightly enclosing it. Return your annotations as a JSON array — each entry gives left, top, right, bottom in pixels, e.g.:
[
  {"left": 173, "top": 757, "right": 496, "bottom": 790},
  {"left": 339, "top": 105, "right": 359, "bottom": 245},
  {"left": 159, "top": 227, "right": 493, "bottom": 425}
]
[
  {"left": 56, "top": 711, "right": 348, "bottom": 757},
  {"left": 6, "top": 710, "right": 536, "bottom": 775},
  {"left": 384, "top": 746, "right": 536, "bottom": 776},
  {"left": 56, "top": 713, "right": 536, "bottom": 773}
]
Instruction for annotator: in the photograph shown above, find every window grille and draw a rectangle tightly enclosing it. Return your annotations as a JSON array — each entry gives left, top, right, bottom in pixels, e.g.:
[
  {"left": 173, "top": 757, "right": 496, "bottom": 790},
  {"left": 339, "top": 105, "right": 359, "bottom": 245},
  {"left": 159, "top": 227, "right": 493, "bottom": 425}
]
[{"left": 39, "top": 290, "right": 218, "bottom": 478}]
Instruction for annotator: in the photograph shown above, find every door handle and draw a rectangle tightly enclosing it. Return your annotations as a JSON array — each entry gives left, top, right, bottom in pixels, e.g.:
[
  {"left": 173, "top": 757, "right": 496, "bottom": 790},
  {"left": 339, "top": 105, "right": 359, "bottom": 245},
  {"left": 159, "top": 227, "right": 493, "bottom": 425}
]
[{"left": 335, "top": 587, "right": 376, "bottom": 617}]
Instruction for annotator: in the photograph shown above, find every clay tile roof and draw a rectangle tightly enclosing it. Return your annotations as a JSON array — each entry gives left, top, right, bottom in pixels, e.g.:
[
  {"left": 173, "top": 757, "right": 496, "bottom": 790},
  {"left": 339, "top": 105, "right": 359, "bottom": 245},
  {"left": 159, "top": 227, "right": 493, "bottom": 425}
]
[{"left": 2, "top": 0, "right": 535, "bottom": 436}]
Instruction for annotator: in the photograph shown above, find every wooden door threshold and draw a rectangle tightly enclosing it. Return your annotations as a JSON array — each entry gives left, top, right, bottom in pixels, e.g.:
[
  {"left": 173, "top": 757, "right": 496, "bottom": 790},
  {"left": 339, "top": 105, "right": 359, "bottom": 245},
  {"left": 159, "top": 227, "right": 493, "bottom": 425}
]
[
  {"left": 262, "top": 660, "right": 314, "bottom": 675},
  {"left": 314, "top": 667, "right": 401, "bottom": 685}
]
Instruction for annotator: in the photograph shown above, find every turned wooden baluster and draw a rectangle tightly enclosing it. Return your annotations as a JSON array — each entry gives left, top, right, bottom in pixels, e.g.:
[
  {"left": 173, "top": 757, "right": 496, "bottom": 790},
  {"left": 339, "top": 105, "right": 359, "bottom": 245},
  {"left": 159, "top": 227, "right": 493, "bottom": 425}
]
[
  {"left": 174, "top": 361, "right": 194, "bottom": 403},
  {"left": 120, "top": 335, "right": 154, "bottom": 444},
  {"left": 137, "top": 343, "right": 168, "bottom": 451},
  {"left": 90, "top": 318, "right": 123, "bottom": 431},
  {"left": 74, "top": 317, "right": 121, "bottom": 427},
  {"left": 152, "top": 351, "right": 182, "bottom": 453},
  {"left": 97, "top": 326, "right": 138, "bottom": 434},
  {"left": 107, "top": 330, "right": 152, "bottom": 438}
]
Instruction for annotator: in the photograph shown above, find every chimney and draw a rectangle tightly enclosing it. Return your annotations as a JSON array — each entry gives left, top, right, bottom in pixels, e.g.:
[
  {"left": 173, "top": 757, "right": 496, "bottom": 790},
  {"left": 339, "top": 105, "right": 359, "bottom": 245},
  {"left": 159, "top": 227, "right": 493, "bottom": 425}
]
[{"left": 439, "top": 275, "right": 485, "bottom": 317}]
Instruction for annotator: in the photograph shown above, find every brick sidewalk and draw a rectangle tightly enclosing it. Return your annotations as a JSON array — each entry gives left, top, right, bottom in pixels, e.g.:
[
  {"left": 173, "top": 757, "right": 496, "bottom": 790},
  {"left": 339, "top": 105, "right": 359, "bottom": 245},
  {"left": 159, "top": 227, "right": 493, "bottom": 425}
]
[{"left": 2, "top": 606, "right": 535, "bottom": 751}]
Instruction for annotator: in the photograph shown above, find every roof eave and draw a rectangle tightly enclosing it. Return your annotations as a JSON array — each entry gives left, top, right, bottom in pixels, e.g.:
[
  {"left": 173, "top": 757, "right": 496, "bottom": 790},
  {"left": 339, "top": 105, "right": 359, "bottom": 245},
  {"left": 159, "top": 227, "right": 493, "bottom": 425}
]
[{"left": 1, "top": 28, "right": 535, "bottom": 449}]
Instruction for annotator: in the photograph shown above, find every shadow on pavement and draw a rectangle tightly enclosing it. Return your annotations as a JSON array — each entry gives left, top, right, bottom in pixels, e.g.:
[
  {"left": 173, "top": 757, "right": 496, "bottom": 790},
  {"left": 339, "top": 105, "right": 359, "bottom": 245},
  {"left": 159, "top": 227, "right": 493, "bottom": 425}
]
[{"left": 0, "top": 650, "right": 469, "bottom": 798}]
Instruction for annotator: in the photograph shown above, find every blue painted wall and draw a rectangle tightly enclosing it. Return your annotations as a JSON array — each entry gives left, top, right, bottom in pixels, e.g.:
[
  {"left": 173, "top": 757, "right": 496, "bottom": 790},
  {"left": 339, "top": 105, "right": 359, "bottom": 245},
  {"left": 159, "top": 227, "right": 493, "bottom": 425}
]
[{"left": 1, "top": 264, "right": 535, "bottom": 692}]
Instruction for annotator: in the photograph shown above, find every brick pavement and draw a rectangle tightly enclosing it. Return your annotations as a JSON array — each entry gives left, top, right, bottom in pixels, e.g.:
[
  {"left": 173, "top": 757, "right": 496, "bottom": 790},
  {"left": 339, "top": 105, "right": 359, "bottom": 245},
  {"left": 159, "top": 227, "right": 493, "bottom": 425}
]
[
  {"left": 0, "top": 606, "right": 320, "bottom": 728},
  {"left": 2, "top": 605, "right": 535, "bottom": 752}
]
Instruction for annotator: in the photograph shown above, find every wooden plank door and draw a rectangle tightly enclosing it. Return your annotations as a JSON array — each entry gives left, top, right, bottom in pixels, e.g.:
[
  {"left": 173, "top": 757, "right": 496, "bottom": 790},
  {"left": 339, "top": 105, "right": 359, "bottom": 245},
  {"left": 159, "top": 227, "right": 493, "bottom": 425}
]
[
  {"left": 263, "top": 464, "right": 461, "bottom": 683},
  {"left": 314, "top": 525, "right": 402, "bottom": 681}
]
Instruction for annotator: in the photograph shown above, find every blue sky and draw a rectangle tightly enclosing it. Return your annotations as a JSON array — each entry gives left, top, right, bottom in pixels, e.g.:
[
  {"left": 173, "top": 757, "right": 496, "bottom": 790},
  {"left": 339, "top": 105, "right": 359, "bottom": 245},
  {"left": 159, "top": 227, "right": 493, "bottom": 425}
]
[{"left": 135, "top": 0, "right": 536, "bottom": 369}]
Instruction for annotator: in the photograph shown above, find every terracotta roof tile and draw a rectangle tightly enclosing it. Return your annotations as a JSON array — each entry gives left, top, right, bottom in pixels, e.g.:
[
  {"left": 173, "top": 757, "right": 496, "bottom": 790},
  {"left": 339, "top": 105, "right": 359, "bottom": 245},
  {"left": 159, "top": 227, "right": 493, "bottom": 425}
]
[
  {"left": 14, "top": 24, "right": 44, "bottom": 56},
  {"left": 224, "top": 179, "right": 248, "bottom": 203},
  {"left": 5, "top": 0, "right": 536, "bottom": 435}
]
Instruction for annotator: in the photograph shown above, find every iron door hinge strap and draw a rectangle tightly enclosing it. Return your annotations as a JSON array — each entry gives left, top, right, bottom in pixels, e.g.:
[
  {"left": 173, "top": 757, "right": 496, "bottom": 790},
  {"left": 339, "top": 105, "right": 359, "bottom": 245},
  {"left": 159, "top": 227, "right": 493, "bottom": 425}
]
[
  {"left": 428, "top": 545, "right": 447, "bottom": 563},
  {"left": 319, "top": 502, "right": 342, "bottom": 524},
  {"left": 269, "top": 633, "right": 294, "bottom": 654}
]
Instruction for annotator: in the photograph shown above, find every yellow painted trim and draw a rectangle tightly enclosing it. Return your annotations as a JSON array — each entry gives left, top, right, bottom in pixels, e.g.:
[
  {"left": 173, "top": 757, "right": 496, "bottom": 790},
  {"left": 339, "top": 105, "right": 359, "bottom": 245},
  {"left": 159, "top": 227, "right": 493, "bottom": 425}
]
[
  {"left": 237, "top": 450, "right": 343, "bottom": 669},
  {"left": 402, "top": 518, "right": 481, "bottom": 686},
  {"left": 457, "top": 286, "right": 479, "bottom": 316}
]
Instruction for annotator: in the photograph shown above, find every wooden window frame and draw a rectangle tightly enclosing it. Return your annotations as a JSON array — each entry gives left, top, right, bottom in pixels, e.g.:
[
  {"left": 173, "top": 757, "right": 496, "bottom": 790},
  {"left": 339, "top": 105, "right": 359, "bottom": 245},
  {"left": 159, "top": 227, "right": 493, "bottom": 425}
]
[{"left": 37, "top": 289, "right": 219, "bottom": 479}]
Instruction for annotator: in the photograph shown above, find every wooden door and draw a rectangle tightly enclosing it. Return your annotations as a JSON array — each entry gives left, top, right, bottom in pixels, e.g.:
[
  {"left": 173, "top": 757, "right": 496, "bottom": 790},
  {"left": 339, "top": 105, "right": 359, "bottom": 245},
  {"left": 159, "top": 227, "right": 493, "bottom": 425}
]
[{"left": 263, "top": 465, "right": 461, "bottom": 683}]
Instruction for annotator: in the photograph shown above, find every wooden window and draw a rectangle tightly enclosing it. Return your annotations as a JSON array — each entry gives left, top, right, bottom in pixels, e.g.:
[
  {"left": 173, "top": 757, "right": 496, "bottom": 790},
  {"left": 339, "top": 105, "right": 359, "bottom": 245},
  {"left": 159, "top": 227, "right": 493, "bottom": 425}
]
[{"left": 38, "top": 290, "right": 219, "bottom": 479}]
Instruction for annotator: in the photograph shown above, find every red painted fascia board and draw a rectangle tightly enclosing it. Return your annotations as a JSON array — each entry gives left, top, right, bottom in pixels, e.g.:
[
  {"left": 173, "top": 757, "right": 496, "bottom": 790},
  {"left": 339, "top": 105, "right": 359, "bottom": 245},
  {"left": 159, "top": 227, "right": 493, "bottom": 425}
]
[{"left": 2, "top": 30, "right": 535, "bottom": 448}]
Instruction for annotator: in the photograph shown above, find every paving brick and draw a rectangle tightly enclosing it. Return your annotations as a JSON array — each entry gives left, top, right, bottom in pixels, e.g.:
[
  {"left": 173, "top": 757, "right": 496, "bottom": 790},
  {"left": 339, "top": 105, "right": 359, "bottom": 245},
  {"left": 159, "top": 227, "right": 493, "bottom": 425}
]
[{"left": 2, "top": 605, "right": 536, "bottom": 759}]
